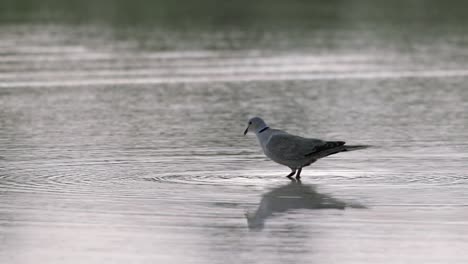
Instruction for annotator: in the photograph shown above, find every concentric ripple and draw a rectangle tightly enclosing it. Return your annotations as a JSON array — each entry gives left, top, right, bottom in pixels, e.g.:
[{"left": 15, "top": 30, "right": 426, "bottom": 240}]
[{"left": 145, "top": 173, "right": 276, "bottom": 186}]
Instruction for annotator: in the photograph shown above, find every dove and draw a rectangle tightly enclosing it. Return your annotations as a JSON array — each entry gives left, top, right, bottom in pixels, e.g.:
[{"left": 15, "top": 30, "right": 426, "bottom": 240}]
[{"left": 244, "top": 117, "right": 369, "bottom": 179}]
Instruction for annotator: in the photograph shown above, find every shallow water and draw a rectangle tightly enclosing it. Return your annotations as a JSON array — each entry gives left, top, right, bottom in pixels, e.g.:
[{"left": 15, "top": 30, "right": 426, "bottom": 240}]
[{"left": 1, "top": 2, "right": 468, "bottom": 263}]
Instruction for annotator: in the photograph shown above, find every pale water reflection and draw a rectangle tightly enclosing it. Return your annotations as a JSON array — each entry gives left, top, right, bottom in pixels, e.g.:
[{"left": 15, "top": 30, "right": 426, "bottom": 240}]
[{"left": 246, "top": 181, "right": 365, "bottom": 230}]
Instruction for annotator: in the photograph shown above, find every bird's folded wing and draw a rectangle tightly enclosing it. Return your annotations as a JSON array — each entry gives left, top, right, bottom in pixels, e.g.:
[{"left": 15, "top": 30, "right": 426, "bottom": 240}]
[
  {"left": 266, "top": 134, "right": 326, "bottom": 160},
  {"left": 305, "top": 140, "right": 346, "bottom": 157}
]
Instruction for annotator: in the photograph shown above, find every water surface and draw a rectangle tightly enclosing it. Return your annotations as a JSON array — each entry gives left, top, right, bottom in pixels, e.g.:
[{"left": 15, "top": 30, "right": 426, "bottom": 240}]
[{"left": 1, "top": 1, "right": 468, "bottom": 263}]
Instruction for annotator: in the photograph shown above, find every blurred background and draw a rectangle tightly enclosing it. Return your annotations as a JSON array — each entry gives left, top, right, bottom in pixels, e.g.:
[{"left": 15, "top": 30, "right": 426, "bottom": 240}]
[
  {"left": 1, "top": 0, "right": 468, "bottom": 51},
  {"left": 1, "top": 1, "right": 468, "bottom": 264}
]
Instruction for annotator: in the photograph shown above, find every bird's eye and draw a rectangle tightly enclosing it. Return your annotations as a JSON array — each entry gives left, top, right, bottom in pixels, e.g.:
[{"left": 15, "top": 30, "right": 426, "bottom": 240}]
[{"left": 249, "top": 122, "right": 252, "bottom": 125}]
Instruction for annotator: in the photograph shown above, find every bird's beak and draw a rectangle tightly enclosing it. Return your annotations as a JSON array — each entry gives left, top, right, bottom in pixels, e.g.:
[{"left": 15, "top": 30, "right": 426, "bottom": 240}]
[{"left": 243, "top": 126, "right": 249, "bottom": 136}]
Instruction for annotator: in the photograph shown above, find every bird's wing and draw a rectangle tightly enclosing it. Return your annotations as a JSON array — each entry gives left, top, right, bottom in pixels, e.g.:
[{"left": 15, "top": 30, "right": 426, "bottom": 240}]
[
  {"left": 305, "top": 140, "right": 346, "bottom": 157},
  {"left": 266, "top": 134, "right": 327, "bottom": 161}
]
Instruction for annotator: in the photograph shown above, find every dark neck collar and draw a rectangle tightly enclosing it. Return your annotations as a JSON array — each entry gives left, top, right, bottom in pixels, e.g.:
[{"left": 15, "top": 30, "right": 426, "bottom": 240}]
[{"left": 258, "top": 127, "right": 270, "bottom": 134}]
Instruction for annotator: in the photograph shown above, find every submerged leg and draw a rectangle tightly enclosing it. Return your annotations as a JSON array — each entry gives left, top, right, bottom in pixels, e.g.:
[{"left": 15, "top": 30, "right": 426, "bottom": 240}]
[
  {"left": 286, "top": 169, "right": 296, "bottom": 179},
  {"left": 295, "top": 168, "right": 302, "bottom": 179}
]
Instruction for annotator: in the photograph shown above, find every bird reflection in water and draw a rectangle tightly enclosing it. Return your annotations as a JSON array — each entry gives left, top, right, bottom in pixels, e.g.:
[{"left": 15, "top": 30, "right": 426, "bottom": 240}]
[{"left": 246, "top": 181, "right": 365, "bottom": 230}]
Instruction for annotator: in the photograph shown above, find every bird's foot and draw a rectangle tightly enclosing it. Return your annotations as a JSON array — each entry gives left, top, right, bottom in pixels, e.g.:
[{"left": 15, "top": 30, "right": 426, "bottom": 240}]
[
  {"left": 287, "top": 176, "right": 300, "bottom": 183},
  {"left": 286, "top": 170, "right": 296, "bottom": 179},
  {"left": 295, "top": 175, "right": 301, "bottom": 183},
  {"left": 295, "top": 168, "right": 302, "bottom": 180}
]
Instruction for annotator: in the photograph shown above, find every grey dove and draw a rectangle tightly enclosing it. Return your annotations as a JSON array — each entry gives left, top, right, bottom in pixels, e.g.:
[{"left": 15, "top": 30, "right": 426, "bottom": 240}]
[{"left": 244, "top": 117, "right": 369, "bottom": 180}]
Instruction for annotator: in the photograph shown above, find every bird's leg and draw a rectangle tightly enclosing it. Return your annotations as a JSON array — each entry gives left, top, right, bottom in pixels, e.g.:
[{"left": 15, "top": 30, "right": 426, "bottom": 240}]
[
  {"left": 295, "top": 168, "right": 302, "bottom": 179},
  {"left": 286, "top": 169, "right": 296, "bottom": 179}
]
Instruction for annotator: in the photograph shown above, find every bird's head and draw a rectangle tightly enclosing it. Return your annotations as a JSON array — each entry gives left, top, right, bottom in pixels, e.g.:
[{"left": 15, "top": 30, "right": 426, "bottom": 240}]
[
  {"left": 244, "top": 117, "right": 268, "bottom": 135},
  {"left": 244, "top": 210, "right": 265, "bottom": 230}
]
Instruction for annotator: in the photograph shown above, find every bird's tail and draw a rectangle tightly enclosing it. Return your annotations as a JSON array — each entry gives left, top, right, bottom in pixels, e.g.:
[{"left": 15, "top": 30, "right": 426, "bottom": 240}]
[{"left": 343, "top": 145, "right": 371, "bottom": 151}]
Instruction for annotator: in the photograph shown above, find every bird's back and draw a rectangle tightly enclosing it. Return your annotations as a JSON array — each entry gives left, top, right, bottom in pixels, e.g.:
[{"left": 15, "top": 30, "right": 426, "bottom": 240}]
[
  {"left": 260, "top": 129, "right": 352, "bottom": 168},
  {"left": 260, "top": 130, "right": 322, "bottom": 168}
]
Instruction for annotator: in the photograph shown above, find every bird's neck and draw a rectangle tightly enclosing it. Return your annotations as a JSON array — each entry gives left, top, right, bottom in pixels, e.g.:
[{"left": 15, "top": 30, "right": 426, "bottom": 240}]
[
  {"left": 255, "top": 127, "right": 272, "bottom": 147},
  {"left": 257, "top": 126, "right": 269, "bottom": 134}
]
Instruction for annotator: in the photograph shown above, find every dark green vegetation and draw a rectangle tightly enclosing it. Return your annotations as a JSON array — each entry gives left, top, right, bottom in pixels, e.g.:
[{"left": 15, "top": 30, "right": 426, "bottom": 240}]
[
  {"left": 2, "top": 0, "right": 468, "bottom": 51},
  {"left": 1, "top": 0, "right": 468, "bottom": 28}
]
